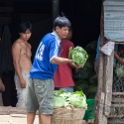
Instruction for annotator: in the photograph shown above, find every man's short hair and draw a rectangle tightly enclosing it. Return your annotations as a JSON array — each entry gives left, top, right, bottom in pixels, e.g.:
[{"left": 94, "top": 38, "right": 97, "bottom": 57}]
[
  {"left": 18, "top": 22, "right": 32, "bottom": 33},
  {"left": 53, "top": 16, "right": 71, "bottom": 30}
]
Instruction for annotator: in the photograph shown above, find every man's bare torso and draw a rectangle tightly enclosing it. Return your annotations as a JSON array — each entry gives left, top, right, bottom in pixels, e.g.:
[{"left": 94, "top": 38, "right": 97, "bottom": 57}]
[{"left": 14, "top": 39, "right": 32, "bottom": 74}]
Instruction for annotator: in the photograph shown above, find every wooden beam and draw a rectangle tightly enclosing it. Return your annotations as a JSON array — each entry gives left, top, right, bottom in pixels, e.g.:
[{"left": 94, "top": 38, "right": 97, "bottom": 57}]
[
  {"left": 112, "top": 98, "right": 124, "bottom": 102},
  {"left": 95, "top": 0, "right": 106, "bottom": 123},
  {"left": 97, "top": 92, "right": 106, "bottom": 124},
  {"left": 112, "top": 92, "right": 124, "bottom": 95},
  {"left": 103, "top": 50, "right": 114, "bottom": 116},
  {"left": 108, "top": 115, "right": 124, "bottom": 118},
  {"left": 111, "top": 104, "right": 124, "bottom": 107},
  {"left": 52, "top": 0, "right": 59, "bottom": 21},
  {"left": 108, "top": 119, "right": 124, "bottom": 123}
]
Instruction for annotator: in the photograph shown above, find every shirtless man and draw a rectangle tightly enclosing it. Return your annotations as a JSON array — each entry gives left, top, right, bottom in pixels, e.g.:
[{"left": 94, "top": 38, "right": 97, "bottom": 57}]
[{"left": 12, "top": 22, "right": 32, "bottom": 107}]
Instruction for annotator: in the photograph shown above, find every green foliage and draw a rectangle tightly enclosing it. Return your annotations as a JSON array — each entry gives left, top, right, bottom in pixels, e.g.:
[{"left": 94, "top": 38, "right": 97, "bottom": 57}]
[
  {"left": 54, "top": 90, "right": 87, "bottom": 109},
  {"left": 115, "top": 64, "right": 124, "bottom": 78}
]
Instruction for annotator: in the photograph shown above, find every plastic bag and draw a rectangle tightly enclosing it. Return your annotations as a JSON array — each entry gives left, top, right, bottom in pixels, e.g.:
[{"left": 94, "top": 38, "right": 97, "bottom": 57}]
[{"left": 100, "top": 41, "right": 115, "bottom": 56}]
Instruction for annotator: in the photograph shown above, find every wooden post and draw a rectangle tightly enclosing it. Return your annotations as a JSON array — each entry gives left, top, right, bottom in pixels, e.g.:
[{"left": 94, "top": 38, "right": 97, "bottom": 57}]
[
  {"left": 52, "top": 0, "right": 60, "bottom": 21},
  {"left": 95, "top": 0, "right": 106, "bottom": 123},
  {"left": 103, "top": 50, "right": 114, "bottom": 116},
  {"left": 95, "top": 0, "right": 114, "bottom": 123}
]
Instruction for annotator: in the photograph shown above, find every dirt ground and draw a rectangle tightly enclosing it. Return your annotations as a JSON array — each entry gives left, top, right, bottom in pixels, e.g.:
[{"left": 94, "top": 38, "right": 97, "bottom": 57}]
[
  {"left": 0, "top": 106, "right": 88, "bottom": 124},
  {"left": 0, "top": 114, "right": 39, "bottom": 124},
  {"left": 0, "top": 115, "right": 87, "bottom": 124}
]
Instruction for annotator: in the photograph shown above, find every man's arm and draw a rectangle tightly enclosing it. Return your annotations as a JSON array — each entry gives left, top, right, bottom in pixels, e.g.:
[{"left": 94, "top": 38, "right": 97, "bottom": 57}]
[
  {"left": 114, "top": 51, "right": 124, "bottom": 65},
  {"left": 12, "top": 42, "right": 26, "bottom": 88},
  {"left": 114, "top": 51, "right": 120, "bottom": 60},
  {"left": 51, "top": 56, "right": 73, "bottom": 64}
]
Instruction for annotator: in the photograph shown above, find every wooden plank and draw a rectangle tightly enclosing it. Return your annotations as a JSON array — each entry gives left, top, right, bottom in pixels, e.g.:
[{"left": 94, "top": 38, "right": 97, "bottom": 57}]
[
  {"left": 115, "top": 42, "right": 124, "bottom": 44},
  {"left": 103, "top": 50, "right": 114, "bottom": 116},
  {"left": 102, "top": 115, "right": 107, "bottom": 124},
  {"left": 112, "top": 98, "right": 124, "bottom": 102},
  {"left": 108, "top": 114, "right": 124, "bottom": 118},
  {"left": 111, "top": 104, "right": 124, "bottom": 107},
  {"left": 97, "top": 92, "right": 106, "bottom": 124},
  {"left": 95, "top": 0, "right": 106, "bottom": 123},
  {"left": 112, "top": 92, "right": 124, "bottom": 95},
  {"left": 108, "top": 119, "right": 124, "bottom": 123}
]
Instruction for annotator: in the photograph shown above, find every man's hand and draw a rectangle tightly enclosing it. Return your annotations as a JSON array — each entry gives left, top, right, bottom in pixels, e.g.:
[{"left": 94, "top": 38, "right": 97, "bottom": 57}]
[
  {"left": 118, "top": 57, "right": 124, "bottom": 65},
  {"left": 0, "top": 79, "right": 5, "bottom": 92},
  {"left": 72, "top": 63, "right": 81, "bottom": 69},
  {"left": 68, "top": 59, "right": 73, "bottom": 64},
  {"left": 19, "top": 78, "right": 26, "bottom": 88},
  {"left": 70, "top": 62, "right": 81, "bottom": 71}
]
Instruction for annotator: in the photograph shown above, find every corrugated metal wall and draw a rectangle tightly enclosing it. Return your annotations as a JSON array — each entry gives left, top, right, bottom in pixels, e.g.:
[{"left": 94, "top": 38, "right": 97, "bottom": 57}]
[{"left": 104, "top": 0, "right": 124, "bottom": 42}]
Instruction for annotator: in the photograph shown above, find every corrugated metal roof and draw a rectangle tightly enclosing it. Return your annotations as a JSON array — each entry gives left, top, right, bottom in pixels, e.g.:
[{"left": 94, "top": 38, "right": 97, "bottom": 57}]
[{"left": 104, "top": 0, "right": 124, "bottom": 42}]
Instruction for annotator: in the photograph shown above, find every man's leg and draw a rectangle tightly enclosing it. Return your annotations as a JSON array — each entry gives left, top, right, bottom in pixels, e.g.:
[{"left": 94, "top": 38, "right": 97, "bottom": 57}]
[
  {"left": 40, "top": 114, "right": 51, "bottom": 124},
  {"left": 35, "top": 79, "right": 54, "bottom": 124},
  {"left": 22, "top": 73, "right": 30, "bottom": 107},
  {"left": 26, "top": 78, "right": 39, "bottom": 124},
  {"left": 27, "top": 112, "right": 36, "bottom": 124},
  {"left": 14, "top": 73, "right": 24, "bottom": 107}
]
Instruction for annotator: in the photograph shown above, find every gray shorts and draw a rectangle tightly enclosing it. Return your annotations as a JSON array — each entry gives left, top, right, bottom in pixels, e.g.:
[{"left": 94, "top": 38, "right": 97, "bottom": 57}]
[
  {"left": 26, "top": 78, "right": 54, "bottom": 114},
  {"left": 14, "top": 73, "right": 29, "bottom": 107},
  {"left": 59, "top": 87, "right": 74, "bottom": 93}
]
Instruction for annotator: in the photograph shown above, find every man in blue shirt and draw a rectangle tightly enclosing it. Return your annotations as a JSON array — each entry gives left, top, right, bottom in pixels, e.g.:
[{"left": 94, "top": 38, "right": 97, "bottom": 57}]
[{"left": 26, "top": 16, "right": 77, "bottom": 124}]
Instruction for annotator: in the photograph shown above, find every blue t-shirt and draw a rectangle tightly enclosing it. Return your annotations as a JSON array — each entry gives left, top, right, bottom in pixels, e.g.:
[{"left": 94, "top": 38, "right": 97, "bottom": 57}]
[
  {"left": 95, "top": 36, "right": 101, "bottom": 59},
  {"left": 30, "top": 32, "right": 60, "bottom": 80}
]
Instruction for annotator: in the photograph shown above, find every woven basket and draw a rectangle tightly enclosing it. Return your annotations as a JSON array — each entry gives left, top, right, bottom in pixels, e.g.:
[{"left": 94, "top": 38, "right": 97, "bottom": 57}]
[{"left": 51, "top": 104, "right": 85, "bottom": 124}]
